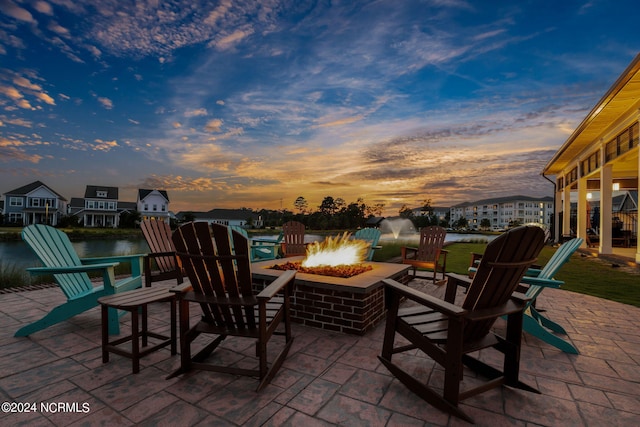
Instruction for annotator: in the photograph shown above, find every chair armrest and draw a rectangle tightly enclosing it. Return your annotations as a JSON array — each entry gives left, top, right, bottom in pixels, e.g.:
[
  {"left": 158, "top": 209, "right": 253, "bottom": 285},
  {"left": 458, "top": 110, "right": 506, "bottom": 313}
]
[
  {"left": 464, "top": 298, "right": 528, "bottom": 321},
  {"left": 26, "top": 263, "right": 118, "bottom": 275},
  {"left": 257, "top": 270, "right": 296, "bottom": 300},
  {"left": 401, "top": 246, "right": 418, "bottom": 259},
  {"left": 252, "top": 238, "right": 280, "bottom": 245},
  {"left": 82, "top": 254, "right": 145, "bottom": 265},
  {"left": 520, "top": 276, "right": 564, "bottom": 288},
  {"left": 145, "top": 251, "right": 178, "bottom": 258},
  {"left": 170, "top": 282, "right": 193, "bottom": 294},
  {"left": 383, "top": 278, "right": 466, "bottom": 317},
  {"left": 525, "top": 268, "right": 542, "bottom": 277}
]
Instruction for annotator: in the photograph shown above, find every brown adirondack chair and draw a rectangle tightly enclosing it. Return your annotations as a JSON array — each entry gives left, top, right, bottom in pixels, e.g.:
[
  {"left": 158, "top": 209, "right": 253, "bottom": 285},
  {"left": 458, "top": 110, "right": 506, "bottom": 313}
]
[
  {"left": 141, "top": 219, "right": 183, "bottom": 287},
  {"left": 401, "top": 226, "right": 448, "bottom": 282},
  {"left": 281, "top": 220, "right": 307, "bottom": 257},
  {"left": 379, "top": 226, "right": 546, "bottom": 423},
  {"left": 168, "top": 222, "right": 296, "bottom": 391}
]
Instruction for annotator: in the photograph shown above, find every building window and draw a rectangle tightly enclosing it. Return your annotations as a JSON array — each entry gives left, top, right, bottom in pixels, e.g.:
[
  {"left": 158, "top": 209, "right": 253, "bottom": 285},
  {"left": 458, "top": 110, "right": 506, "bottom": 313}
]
[{"left": 9, "top": 197, "right": 23, "bottom": 207}]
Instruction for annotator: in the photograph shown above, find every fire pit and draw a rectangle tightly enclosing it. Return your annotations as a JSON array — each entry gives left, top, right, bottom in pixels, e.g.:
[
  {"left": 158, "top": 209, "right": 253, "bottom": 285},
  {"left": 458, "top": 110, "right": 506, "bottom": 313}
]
[{"left": 252, "top": 233, "right": 410, "bottom": 335}]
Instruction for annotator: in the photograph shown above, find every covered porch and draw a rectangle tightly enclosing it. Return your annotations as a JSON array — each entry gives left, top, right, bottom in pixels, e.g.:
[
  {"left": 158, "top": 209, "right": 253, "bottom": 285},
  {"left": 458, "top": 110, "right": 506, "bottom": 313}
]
[{"left": 544, "top": 53, "right": 640, "bottom": 265}]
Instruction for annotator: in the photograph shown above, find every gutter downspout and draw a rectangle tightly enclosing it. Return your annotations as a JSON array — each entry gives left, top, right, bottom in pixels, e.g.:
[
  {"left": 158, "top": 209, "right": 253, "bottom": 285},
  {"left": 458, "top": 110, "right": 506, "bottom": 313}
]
[{"left": 542, "top": 172, "right": 557, "bottom": 243}]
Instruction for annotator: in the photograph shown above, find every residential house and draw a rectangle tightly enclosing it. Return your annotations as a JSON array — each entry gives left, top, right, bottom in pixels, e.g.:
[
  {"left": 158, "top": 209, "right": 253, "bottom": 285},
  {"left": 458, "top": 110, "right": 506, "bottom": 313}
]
[
  {"left": 138, "top": 189, "right": 170, "bottom": 222},
  {"left": 543, "top": 53, "right": 639, "bottom": 263},
  {"left": 2, "top": 180, "right": 67, "bottom": 226},
  {"left": 67, "top": 185, "right": 121, "bottom": 228},
  {"left": 450, "top": 195, "right": 554, "bottom": 231},
  {"left": 176, "top": 208, "right": 263, "bottom": 228}
]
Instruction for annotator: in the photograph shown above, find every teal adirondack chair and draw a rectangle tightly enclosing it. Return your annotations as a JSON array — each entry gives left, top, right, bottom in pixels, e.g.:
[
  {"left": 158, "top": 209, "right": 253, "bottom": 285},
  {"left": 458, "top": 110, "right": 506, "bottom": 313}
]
[
  {"left": 518, "top": 237, "right": 583, "bottom": 354},
  {"left": 227, "top": 225, "right": 279, "bottom": 262},
  {"left": 15, "top": 224, "right": 144, "bottom": 337},
  {"left": 354, "top": 228, "right": 382, "bottom": 261},
  {"left": 251, "top": 231, "right": 283, "bottom": 261}
]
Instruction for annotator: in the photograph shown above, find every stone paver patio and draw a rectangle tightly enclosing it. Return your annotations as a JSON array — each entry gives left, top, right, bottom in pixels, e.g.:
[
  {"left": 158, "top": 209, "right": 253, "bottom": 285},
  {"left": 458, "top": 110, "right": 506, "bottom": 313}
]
[{"left": 0, "top": 276, "right": 639, "bottom": 426}]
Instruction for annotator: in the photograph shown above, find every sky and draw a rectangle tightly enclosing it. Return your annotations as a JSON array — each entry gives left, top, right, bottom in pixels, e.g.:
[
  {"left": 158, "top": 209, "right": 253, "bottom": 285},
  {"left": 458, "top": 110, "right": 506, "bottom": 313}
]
[{"left": 1, "top": 0, "right": 639, "bottom": 216}]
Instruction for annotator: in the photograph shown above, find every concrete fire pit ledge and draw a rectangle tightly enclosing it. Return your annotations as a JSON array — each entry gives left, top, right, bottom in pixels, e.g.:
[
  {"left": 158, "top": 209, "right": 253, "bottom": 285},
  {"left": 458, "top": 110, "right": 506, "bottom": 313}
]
[{"left": 252, "top": 257, "right": 410, "bottom": 335}]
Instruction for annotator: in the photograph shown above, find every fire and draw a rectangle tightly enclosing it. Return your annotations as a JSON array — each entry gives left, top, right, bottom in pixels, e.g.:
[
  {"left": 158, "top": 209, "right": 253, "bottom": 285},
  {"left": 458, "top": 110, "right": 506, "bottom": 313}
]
[{"left": 301, "top": 232, "right": 370, "bottom": 268}]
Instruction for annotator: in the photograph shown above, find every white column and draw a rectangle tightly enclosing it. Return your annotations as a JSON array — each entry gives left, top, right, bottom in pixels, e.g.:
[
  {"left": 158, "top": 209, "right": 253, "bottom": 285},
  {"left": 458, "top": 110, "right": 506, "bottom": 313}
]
[
  {"left": 637, "top": 139, "right": 640, "bottom": 263},
  {"left": 577, "top": 174, "right": 588, "bottom": 242},
  {"left": 554, "top": 182, "right": 562, "bottom": 242},
  {"left": 563, "top": 181, "right": 572, "bottom": 238},
  {"left": 600, "top": 164, "right": 613, "bottom": 254}
]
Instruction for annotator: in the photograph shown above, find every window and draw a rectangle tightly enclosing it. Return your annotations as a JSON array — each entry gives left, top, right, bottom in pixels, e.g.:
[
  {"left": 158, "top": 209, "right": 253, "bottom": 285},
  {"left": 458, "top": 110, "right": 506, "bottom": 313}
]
[
  {"left": 97, "top": 191, "right": 108, "bottom": 198},
  {"left": 9, "top": 197, "right": 23, "bottom": 207}
]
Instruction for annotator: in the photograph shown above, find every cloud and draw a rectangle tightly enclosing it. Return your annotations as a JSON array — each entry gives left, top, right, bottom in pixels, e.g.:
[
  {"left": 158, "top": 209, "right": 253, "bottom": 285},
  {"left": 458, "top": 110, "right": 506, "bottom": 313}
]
[
  {"left": 0, "top": 0, "right": 36, "bottom": 24},
  {"left": 93, "top": 139, "right": 118, "bottom": 151},
  {"left": 0, "top": 136, "right": 42, "bottom": 163},
  {"left": 204, "top": 118, "right": 223, "bottom": 132},
  {"left": 33, "top": 1, "right": 53, "bottom": 15},
  {"left": 209, "top": 27, "right": 255, "bottom": 51},
  {"left": 97, "top": 97, "right": 113, "bottom": 109},
  {"left": 185, "top": 108, "right": 208, "bottom": 117},
  {"left": 137, "top": 174, "right": 228, "bottom": 192}
]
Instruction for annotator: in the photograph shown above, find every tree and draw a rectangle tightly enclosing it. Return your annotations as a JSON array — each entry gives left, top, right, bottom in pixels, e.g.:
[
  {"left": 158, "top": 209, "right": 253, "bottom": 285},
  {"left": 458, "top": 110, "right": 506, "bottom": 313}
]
[
  {"left": 455, "top": 217, "right": 468, "bottom": 229},
  {"left": 480, "top": 218, "right": 491, "bottom": 231},
  {"left": 399, "top": 204, "right": 414, "bottom": 219},
  {"left": 294, "top": 196, "right": 308, "bottom": 214},
  {"left": 119, "top": 210, "right": 141, "bottom": 228},
  {"left": 319, "top": 196, "right": 338, "bottom": 216},
  {"left": 420, "top": 199, "right": 434, "bottom": 216}
]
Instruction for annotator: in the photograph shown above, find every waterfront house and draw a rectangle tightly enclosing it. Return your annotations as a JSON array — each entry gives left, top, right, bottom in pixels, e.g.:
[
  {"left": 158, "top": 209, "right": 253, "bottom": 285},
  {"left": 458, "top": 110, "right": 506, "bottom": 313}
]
[
  {"left": 67, "top": 185, "right": 121, "bottom": 228},
  {"left": 138, "top": 189, "right": 170, "bottom": 223},
  {"left": 1, "top": 180, "right": 67, "bottom": 226},
  {"left": 543, "top": 53, "right": 639, "bottom": 264},
  {"left": 176, "top": 208, "right": 263, "bottom": 228}
]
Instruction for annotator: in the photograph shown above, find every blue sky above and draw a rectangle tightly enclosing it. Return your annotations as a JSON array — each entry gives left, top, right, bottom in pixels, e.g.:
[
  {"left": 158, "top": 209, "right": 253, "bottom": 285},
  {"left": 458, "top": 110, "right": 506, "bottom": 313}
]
[{"left": 1, "top": 0, "right": 639, "bottom": 215}]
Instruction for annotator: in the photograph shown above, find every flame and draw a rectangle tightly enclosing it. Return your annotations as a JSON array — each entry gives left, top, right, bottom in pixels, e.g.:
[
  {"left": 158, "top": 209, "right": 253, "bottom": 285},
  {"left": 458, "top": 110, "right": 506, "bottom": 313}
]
[{"left": 301, "top": 232, "right": 370, "bottom": 268}]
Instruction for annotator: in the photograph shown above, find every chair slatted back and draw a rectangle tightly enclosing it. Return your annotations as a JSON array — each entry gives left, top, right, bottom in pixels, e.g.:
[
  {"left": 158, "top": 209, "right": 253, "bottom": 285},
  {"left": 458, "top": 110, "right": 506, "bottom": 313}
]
[
  {"left": 22, "top": 224, "right": 93, "bottom": 299},
  {"left": 416, "top": 226, "right": 447, "bottom": 262},
  {"left": 354, "top": 228, "right": 381, "bottom": 261},
  {"left": 172, "top": 222, "right": 256, "bottom": 329},
  {"left": 525, "top": 237, "right": 583, "bottom": 302},
  {"left": 282, "top": 221, "right": 306, "bottom": 257},
  {"left": 462, "top": 226, "right": 545, "bottom": 340},
  {"left": 141, "top": 219, "right": 178, "bottom": 274}
]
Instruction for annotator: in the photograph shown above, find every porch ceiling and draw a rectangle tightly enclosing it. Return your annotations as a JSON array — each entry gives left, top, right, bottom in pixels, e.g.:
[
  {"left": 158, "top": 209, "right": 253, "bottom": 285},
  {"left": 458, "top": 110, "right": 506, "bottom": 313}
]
[{"left": 543, "top": 53, "right": 640, "bottom": 176}]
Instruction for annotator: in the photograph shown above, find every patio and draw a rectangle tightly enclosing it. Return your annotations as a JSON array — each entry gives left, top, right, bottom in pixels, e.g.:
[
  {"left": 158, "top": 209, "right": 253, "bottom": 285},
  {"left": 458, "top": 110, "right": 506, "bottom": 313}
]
[{"left": 0, "top": 276, "right": 639, "bottom": 426}]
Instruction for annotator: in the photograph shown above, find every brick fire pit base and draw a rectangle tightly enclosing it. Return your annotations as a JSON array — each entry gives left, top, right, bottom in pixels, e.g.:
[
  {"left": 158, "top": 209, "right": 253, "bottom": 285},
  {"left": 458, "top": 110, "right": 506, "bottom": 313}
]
[{"left": 251, "top": 257, "right": 410, "bottom": 335}]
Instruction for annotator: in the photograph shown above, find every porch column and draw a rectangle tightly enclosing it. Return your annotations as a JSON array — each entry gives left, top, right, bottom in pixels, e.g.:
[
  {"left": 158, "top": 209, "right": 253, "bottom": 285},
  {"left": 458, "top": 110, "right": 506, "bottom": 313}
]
[
  {"left": 577, "top": 174, "right": 588, "bottom": 243},
  {"left": 563, "top": 180, "right": 571, "bottom": 238},
  {"left": 637, "top": 140, "right": 640, "bottom": 264},
  {"left": 599, "top": 163, "right": 613, "bottom": 254},
  {"left": 554, "top": 181, "right": 562, "bottom": 242}
]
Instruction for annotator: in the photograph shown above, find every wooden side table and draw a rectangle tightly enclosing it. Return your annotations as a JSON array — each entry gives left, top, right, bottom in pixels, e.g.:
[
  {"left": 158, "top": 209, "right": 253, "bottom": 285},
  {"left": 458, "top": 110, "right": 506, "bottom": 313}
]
[{"left": 98, "top": 286, "right": 177, "bottom": 374}]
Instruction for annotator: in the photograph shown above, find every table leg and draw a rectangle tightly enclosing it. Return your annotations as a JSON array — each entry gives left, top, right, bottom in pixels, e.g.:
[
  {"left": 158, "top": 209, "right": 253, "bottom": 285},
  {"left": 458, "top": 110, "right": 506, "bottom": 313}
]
[
  {"left": 132, "top": 308, "right": 140, "bottom": 374},
  {"left": 101, "top": 305, "right": 109, "bottom": 364}
]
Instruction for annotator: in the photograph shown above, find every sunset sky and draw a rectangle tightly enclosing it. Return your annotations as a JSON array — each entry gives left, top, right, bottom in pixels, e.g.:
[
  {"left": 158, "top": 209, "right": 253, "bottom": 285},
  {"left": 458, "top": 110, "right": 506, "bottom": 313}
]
[{"left": 1, "top": 0, "right": 639, "bottom": 215}]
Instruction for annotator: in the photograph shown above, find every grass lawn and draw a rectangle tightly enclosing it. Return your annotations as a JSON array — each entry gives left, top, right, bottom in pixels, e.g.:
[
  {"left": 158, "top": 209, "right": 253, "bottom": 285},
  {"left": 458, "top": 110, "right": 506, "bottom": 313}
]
[{"left": 374, "top": 241, "right": 640, "bottom": 308}]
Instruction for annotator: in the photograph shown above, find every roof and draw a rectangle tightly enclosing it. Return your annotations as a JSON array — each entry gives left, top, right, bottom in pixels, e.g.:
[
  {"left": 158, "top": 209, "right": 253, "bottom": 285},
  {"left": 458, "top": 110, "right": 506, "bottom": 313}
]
[
  {"left": 138, "top": 189, "right": 169, "bottom": 202},
  {"left": 85, "top": 185, "right": 118, "bottom": 199},
  {"left": 543, "top": 53, "right": 640, "bottom": 175},
  {"left": 3, "top": 180, "right": 67, "bottom": 201},
  {"left": 451, "top": 195, "right": 554, "bottom": 208}
]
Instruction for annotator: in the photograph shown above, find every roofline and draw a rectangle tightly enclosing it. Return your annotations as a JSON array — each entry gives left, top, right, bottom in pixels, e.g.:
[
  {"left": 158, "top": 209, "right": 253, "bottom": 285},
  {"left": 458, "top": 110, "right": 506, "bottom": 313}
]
[{"left": 542, "top": 52, "right": 640, "bottom": 174}]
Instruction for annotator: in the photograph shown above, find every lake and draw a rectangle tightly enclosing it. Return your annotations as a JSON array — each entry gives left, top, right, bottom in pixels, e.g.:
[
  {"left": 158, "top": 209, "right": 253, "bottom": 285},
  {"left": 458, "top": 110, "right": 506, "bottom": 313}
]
[
  {"left": 0, "top": 238, "right": 150, "bottom": 268},
  {"left": 0, "top": 232, "right": 496, "bottom": 269}
]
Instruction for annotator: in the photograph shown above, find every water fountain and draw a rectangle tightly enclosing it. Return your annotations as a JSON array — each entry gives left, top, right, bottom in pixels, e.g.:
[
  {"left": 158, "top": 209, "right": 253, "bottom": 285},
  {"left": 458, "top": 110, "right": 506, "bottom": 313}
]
[{"left": 379, "top": 218, "right": 415, "bottom": 239}]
